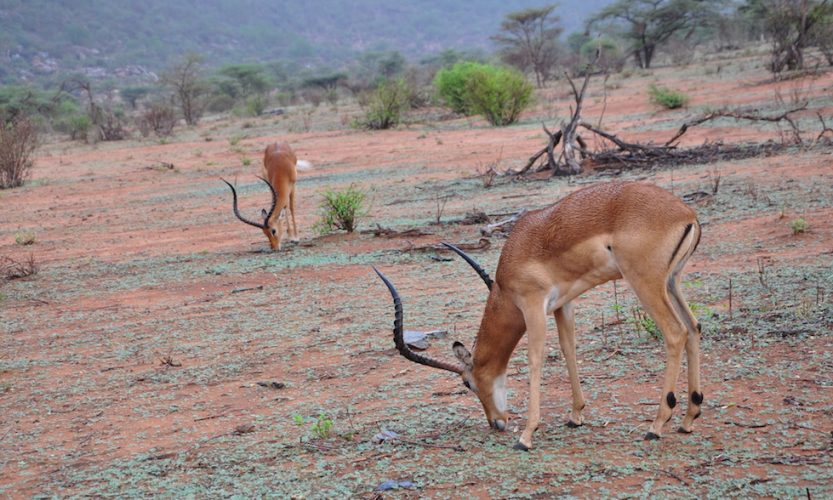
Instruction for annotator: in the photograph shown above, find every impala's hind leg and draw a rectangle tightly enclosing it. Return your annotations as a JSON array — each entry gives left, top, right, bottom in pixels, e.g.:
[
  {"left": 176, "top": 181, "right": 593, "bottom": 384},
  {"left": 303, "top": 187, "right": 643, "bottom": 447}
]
[
  {"left": 668, "top": 267, "right": 702, "bottom": 433},
  {"left": 555, "top": 303, "right": 585, "bottom": 427},
  {"left": 288, "top": 187, "right": 300, "bottom": 243},
  {"left": 618, "top": 266, "right": 688, "bottom": 440}
]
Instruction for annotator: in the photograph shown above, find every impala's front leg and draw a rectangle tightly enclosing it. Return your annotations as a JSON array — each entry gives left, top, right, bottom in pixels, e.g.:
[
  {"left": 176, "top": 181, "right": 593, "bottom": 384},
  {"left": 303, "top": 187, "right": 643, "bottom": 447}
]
[
  {"left": 555, "top": 302, "right": 585, "bottom": 427},
  {"left": 515, "top": 306, "right": 548, "bottom": 451}
]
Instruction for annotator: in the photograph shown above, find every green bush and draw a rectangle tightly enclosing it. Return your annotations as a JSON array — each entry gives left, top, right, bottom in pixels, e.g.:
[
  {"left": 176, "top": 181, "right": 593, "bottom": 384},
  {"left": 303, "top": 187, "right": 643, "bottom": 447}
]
[
  {"left": 434, "top": 61, "right": 482, "bottom": 114},
  {"left": 314, "top": 185, "right": 368, "bottom": 234},
  {"left": 464, "top": 66, "right": 533, "bottom": 126},
  {"left": 434, "top": 62, "right": 533, "bottom": 126},
  {"left": 361, "top": 78, "right": 409, "bottom": 130},
  {"left": 648, "top": 84, "right": 689, "bottom": 109}
]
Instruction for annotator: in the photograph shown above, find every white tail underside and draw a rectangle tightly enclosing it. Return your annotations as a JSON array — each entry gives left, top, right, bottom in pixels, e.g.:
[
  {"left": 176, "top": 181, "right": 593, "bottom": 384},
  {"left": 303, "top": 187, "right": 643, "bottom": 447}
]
[{"left": 296, "top": 160, "right": 313, "bottom": 171}]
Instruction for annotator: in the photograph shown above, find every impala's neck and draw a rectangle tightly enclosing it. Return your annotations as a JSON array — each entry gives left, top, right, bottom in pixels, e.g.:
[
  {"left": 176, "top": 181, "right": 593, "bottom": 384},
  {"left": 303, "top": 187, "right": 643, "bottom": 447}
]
[{"left": 470, "top": 283, "right": 526, "bottom": 421}]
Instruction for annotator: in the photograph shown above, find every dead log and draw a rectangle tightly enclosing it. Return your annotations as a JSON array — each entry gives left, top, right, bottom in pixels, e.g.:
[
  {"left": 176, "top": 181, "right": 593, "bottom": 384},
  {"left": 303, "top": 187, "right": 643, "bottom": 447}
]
[
  {"left": 481, "top": 210, "right": 527, "bottom": 236},
  {"left": 404, "top": 238, "right": 491, "bottom": 253},
  {"left": 361, "top": 224, "right": 434, "bottom": 238},
  {"left": 665, "top": 104, "right": 809, "bottom": 146}
]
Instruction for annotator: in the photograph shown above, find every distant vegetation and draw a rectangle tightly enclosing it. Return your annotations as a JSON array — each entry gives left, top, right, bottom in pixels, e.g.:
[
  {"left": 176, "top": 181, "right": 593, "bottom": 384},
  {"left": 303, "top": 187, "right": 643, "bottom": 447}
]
[{"left": 0, "top": 0, "right": 830, "bottom": 183}]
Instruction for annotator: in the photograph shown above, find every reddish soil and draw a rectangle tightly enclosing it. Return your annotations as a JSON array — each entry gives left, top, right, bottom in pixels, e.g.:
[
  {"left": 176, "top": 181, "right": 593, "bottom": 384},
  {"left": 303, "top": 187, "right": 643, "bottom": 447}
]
[{"left": 1, "top": 60, "right": 832, "bottom": 497}]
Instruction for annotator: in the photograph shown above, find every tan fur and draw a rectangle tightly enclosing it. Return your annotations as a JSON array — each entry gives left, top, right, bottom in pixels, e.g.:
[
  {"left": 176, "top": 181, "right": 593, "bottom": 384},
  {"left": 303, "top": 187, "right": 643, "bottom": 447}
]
[
  {"left": 261, "top": 142, "right": 300, "bottom": 250},
  {"left": 462, "top": 181, "right": 702, "bottom": 449}
]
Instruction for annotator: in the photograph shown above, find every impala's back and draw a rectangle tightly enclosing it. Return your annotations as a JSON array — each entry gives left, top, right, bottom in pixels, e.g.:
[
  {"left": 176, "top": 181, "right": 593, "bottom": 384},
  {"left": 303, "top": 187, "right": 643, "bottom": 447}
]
[
  {"left": 263, "top": 142, "right": 298, "bottom": 188},
  {"left": 496, "top": 182, "right": 697, "bottom": 296}
]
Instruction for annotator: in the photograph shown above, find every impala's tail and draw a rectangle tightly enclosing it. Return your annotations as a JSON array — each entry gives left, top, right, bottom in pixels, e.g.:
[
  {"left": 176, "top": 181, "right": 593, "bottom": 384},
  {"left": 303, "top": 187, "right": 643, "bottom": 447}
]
[{"left": 296, "top": 160, "right": 313, "bottom": 171}]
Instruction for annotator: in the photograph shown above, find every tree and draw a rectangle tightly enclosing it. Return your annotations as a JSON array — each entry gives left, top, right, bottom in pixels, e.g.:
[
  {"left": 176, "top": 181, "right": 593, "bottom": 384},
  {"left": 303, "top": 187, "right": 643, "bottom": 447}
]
[
  {"left": 742, "top": 0, "right": 833, "bottom": 72},
  {"left": 218, "top": 64, "right": 272, "bottom": 97},
  {"left": 60, "top": 78, "right": 126, "bottom": 142},
  {"left": 121, "top": 86, "right": 152, "bottom": 110},
  {"left": 301, "top": 72, "right": 347, "bottom": 105},
  {"left": 492, "top": 5, "right": 563, "bottom": 87},
  {"left": 162, "top": 53, "right": 207, "bottom": 126},
  {"left": 0, "top": 118, "right": 38, "bottom": 189},
  {"left": 588, "top": 0, "right": 716, "bottom": 68}
]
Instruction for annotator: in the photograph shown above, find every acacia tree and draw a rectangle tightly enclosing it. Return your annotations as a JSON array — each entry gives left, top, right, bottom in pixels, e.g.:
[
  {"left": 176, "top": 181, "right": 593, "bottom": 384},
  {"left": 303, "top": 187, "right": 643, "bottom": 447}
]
[
  {"left": 162, "top": 53, "right": 207, "bottom": 126},
  {"left": 588, "top": 0, "right": 715, "bottom": 68},
  {"left": 491, "top": 5, "right": 563, "bottom": 87},
  {"left": 742, "top": 0, "right": 833, "bottom": 72}
]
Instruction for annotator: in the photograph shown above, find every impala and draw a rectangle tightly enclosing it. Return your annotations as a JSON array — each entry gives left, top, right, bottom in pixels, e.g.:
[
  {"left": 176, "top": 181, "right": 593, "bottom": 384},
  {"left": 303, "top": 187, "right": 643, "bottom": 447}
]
[
  {"left": 374, "top": 181, "right": 703, "bottom": 450},
  {"left": 223, "top": 142, "right": 311, "bottom": 250}
]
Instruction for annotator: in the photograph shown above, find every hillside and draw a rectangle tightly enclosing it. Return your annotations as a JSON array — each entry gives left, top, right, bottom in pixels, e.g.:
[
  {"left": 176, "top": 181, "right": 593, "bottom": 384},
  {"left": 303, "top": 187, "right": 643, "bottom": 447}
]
[{"left": 0, "top": 0, "right": 611, "bottom": 84}]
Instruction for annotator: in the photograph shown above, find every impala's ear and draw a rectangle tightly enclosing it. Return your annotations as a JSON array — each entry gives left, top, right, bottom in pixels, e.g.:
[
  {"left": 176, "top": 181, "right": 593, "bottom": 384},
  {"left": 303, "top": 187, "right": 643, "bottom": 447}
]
[{"left": 452, "top": 341, "right": 473, "bottom": 368}]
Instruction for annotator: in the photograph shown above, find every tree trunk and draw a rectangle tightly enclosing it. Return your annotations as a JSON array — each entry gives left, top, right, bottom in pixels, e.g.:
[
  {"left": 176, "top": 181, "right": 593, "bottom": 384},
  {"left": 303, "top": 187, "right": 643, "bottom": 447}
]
[{"left": 643, "top": 44, "right": 655, "bottom": 69}]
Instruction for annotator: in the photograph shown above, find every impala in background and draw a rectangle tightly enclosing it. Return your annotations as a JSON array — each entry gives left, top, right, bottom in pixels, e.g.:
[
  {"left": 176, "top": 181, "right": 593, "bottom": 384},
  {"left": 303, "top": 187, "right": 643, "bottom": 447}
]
[{"left": 223, "top": 142, "right": 311, "bottom": 250}]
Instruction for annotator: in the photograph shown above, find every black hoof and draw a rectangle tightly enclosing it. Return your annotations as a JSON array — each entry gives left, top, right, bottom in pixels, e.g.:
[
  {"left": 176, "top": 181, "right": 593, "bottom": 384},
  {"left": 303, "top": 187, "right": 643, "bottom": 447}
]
[
  {"left": 677, "top": 427, "right": 693, "bottom": 434},
  {"left": 566, "top": 420, "right": 582, "bottom": 428},
  {"left": 512, "top": 441, "right": 531, "bottom": 451},
  {"left": 644, "top": 432, "right": 661, "bottom": 441}
]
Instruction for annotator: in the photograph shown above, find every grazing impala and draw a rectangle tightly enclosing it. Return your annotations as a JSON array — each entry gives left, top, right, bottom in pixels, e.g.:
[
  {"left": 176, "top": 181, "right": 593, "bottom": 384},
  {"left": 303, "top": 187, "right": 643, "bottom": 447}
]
[
  {"left": 374, "top": 181, "right": 703, "bottom": 450},
  {"left": 222, "top": 142, "right": 311, "bottom": 250}
]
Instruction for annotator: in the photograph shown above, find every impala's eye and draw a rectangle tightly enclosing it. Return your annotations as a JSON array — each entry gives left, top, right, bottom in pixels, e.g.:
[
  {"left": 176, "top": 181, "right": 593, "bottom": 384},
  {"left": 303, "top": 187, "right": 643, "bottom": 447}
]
[{"left": 271, "top": 229, "right": 277, "bottom": 235}]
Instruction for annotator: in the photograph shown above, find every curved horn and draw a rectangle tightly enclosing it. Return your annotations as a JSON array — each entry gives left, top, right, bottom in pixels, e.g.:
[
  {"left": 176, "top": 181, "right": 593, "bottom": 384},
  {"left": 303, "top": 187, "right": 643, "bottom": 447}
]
[
  {"left": 441, "top": 242, "right": 493, "bottom": 290},
  {"left": 256, "top": 175, "right": 278, "bottom": 225},
  {"left": 221, "top": 178, "right": 266, "bottom": 229},
  {"left": 373, "top": 267, "right": 463, "bottom": 375}
]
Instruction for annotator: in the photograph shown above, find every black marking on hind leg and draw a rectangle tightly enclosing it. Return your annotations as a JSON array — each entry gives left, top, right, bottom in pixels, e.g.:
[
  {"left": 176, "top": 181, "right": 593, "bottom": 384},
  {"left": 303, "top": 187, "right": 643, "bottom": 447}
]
[
  {"left": 666, "top": 392, "right": 677, "bottom": 409},
  {"left": 691, "top": 391, "right": 704, "bottom": 405},
  {"left": 668, "top": 223, "right": 693, "bottom": 267},
  {"left": 697, "top": 322, "right": 702, "bottom": 333}
]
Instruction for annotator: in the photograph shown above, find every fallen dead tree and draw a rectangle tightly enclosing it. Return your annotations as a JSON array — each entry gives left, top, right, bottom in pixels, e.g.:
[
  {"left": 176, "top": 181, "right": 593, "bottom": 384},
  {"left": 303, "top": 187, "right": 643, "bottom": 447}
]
[
  {"left": 402, "top": 238, "right": 491, "bottom": 253},
  {"left": 512, "top": 64, "right": 825, "bottom": 176}
]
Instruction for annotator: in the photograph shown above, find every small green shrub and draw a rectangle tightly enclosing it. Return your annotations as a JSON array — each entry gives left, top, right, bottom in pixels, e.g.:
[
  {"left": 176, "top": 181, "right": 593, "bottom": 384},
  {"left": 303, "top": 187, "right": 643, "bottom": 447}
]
[
  {"left": 14, "top": 231, "right": 36, "bottom": 245},
  {"left": 311, "top": 413, "right": 334, "bottom": 439},
  {"left": 790, "top": 218, "right": 808, "bottom": 235},
  {"left": 648, "top": 84, "right": 689, "bottom": 109},
  {"left": 630, "top": 307, "right": 661, "bottom": 340},
  {"left": 361, "top": 78, "right": 410, "bottom": 130},
  {"left": 314, "top": 185, "right": 368, "bottom": 234},
  {"left": 245, "top": 95, "right": 268, "bottom": 116}
]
